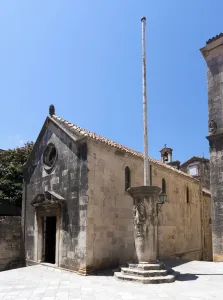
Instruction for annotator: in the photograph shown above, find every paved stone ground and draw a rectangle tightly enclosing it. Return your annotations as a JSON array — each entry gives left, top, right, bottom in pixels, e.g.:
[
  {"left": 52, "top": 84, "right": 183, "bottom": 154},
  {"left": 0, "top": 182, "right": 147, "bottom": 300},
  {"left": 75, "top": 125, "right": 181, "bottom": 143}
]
[{"left": 0, "top": 260, "right": 223, "bottom": 300}]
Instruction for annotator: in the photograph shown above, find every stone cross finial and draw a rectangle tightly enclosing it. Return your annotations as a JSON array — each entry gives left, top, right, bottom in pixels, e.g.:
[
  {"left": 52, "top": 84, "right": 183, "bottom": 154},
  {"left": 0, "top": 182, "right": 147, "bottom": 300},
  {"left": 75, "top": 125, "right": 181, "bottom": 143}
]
[
  {"left": 49, "top": 104, "right": 55, "bottom": 116},
  {"left": 164, "top": 144, "right": 167, "bottom": 148}
]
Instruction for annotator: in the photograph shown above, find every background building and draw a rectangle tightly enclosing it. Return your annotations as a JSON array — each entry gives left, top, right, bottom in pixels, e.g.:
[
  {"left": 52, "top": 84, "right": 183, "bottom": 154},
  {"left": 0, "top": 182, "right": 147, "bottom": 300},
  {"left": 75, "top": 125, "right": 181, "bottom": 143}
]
[
  {"left": 160, "top": 145, "right": 210, "bottom": 189},
  {"left": 180, "top": 157, "right": 210, "bottom": 189}
]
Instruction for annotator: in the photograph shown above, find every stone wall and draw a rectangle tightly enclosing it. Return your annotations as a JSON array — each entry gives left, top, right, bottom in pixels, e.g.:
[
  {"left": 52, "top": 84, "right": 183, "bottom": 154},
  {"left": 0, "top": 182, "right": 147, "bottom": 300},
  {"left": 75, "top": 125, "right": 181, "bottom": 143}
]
[
  {"left": 209, "top": 136, "right": 223, "bottom": 261},
  {"left": 86, "top": 141, "right": 135, "bottom": 270},
  {"left": 202, "top": 191, "right": 213, "bottom": 261},
  {"left": 0, "top": 216, "right": 24, "bottom": 271},
  {"left": 23, "top": 119, "right": 88, "bottom": 272},
  {"left": 0, "top": 200, "right": 21, "bottom": 216},
  {"left": 198, "top": 160, "right": 210, "bottom": 189},
  {"left": 180, "top": 158, "right": 210, "bottom": 189},
  {"left": 201, "top": 37, "right": 223, "bottom": 261},
  {"left": 156, "top": 168, "right": 202, "bottom": 261},
  {"left": 86, "top": 140, "right": 204, "bottom": 270}
]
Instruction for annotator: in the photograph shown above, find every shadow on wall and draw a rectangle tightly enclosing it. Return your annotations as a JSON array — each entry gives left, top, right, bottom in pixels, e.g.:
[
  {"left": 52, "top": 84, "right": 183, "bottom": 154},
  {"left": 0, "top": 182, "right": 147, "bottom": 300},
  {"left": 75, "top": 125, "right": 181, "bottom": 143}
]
[
  {"left": 0, "top": 200, "right": 21, "bottom": 216},
  {"left": 0, "top": 216, "right": 25, "bottom": 272},
  {"left": 2, "top": 257, "right": 25, "bottom": 272}
]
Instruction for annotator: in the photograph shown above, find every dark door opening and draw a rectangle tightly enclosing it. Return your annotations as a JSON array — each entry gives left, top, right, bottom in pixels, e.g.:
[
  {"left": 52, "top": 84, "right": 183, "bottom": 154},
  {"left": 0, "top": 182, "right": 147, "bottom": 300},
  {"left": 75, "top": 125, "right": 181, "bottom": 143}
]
[{"left": 44, "top": 216, "right": 56, "bottom": 264}]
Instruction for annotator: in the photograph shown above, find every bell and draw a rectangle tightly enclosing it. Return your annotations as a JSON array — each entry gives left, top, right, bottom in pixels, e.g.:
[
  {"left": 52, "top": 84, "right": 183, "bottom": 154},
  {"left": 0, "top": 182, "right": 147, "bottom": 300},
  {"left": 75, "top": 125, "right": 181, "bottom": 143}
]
[{"left": 164, "top": 155, "right": 168, "bottom": 162}]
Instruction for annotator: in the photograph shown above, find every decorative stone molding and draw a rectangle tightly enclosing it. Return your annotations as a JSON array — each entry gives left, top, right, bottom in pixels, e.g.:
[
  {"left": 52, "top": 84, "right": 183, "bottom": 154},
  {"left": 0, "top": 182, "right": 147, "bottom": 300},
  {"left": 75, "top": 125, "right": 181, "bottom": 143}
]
[
  {"left": 208, "top": 120, "right": 217, "bottom": 135},
  {"left": 31, "top": 191, "right": 64, "bottom": 207}
]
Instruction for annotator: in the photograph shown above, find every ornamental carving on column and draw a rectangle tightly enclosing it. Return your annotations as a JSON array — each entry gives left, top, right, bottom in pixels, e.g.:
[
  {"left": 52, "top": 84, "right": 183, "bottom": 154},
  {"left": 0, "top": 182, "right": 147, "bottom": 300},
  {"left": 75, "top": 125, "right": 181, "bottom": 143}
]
[
  {"left": 133, "top": 198, "right": 146, "bottom": 237},
  {"left": 209, "top": 120, "right": 217, "bottom": 134},
  {"left": 147, "top": 207, "right": 156, "bottom": 227}
]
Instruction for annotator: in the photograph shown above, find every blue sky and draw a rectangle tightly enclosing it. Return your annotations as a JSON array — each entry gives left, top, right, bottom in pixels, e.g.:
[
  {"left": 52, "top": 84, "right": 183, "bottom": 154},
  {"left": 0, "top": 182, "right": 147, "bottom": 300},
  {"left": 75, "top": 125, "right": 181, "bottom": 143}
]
[{"left": 0, "top": 1, "right": 222, "bottom": 162}]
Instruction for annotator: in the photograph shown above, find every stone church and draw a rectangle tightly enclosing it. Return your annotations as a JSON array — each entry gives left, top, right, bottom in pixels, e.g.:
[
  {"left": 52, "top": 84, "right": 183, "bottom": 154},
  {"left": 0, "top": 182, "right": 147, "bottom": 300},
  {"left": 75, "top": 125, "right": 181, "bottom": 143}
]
[{"left": 22, "top": 104, "right": 212, "bottom": 274}]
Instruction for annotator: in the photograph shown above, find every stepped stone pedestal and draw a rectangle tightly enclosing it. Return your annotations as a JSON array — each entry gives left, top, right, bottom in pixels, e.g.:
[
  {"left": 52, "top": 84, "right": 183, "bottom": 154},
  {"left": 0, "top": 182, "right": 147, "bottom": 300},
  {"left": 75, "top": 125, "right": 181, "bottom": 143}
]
[
  {"left": 114, "top": 262, "right": 175, "bottom": 284},
  {"left": 114, "top": 186, "right": 176, "bottom": 284}
]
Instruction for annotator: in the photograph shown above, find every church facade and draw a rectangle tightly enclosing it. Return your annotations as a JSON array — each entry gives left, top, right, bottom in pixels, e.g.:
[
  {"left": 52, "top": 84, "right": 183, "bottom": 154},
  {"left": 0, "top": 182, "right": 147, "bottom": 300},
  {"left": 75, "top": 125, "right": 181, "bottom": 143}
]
[{"left": 22, "top": 108, "right": 212, "bottom": 274}]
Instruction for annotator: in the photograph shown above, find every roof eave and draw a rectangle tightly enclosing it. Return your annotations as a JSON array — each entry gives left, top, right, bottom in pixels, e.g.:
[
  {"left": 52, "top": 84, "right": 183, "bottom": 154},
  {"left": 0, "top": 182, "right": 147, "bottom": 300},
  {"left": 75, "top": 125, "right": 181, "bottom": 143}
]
[
  {"left": 200, "top": 36, "right": 223, "bottom": 58},
  {"left": 51, "top": 115, "right": 199, "bottom": 182}
]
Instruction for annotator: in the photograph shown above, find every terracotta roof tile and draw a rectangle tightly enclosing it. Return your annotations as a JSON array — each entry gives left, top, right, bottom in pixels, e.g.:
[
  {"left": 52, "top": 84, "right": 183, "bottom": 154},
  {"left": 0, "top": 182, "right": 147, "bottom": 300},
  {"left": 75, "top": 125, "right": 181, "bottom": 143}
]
[
  {"left": 206, "top": 33, "right": 223, "bottom": 45},
  {"left": 52, "top": 115, "right": 197, "bottom": 181},
  {"left": 202, "top": 187, "right": 211, "bottom": 196}
]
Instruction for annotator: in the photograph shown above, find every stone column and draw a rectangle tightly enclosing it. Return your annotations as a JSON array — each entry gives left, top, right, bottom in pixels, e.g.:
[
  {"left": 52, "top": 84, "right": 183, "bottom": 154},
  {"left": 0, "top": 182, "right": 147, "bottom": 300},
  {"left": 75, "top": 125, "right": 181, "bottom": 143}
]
[
  {"left": 128, "top": 186, "right": 161, "bottom": 263},
  {"left": 114, "top": 184, "right": 175, "bottom": 283}
]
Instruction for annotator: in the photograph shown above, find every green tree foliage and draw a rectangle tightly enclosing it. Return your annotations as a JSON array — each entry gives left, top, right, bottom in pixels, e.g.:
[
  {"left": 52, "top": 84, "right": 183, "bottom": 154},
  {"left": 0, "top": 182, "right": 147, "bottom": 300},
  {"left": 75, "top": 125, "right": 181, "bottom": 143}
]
[{"left": 0, "top": 142, "right": 33, "bottom": 207}]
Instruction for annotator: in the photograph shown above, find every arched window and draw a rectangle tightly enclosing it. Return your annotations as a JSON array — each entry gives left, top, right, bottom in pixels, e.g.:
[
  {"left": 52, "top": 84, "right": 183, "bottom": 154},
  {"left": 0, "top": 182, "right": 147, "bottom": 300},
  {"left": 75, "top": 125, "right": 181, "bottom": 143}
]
[
  {"left": 162, "top": 178, "right": 166, "bottom": 194},
  {"left": 125, "top": 167, "right": 131, "bottom": 191},
  {"left": 186, "top": 187, "right": 190, "bottom": 203}
]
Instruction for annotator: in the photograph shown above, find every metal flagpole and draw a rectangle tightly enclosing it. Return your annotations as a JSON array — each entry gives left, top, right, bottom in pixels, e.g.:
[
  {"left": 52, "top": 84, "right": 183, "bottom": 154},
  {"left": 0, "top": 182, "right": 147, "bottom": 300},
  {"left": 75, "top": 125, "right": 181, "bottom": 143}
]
[{"left": 141, "top": 16, "right": 150, "bottom": 186}]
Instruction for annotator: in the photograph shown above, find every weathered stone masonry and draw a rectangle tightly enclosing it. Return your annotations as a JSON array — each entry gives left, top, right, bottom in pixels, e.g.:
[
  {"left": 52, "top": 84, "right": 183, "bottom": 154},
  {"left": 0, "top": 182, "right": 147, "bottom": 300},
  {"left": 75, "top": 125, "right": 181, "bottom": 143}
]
[
  {"left": 86, "top": 139, "right": 205, "bottom": 269},
  {"left": 23, "top": 118, "right": 88, "bottom": 272},
  {"left": 22, "top": 112, "right": 213, "bottom": 273},
  {"left": 0, "top": 216, "right": 24, "bottom": 271},
  {"left": 201, "top": 35, "right": 223, "bottom": 261}
]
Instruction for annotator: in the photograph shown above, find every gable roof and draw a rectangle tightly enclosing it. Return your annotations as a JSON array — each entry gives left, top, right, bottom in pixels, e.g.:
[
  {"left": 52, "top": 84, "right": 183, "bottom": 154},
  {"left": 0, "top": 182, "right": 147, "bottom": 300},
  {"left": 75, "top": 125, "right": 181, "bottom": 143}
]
[
  {"left": 181, "top": 156, "right": 209, "bottom": 169},
  {"left": 51, "top": 115, "right": 198, "bottom": 181}
]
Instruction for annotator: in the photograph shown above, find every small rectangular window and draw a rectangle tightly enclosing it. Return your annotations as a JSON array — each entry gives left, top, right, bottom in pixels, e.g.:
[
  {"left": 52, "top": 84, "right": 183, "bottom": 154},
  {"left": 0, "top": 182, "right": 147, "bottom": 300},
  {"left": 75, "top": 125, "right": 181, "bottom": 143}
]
[{"left": 189, "top": 165, "right": 198, "bottom": 176}]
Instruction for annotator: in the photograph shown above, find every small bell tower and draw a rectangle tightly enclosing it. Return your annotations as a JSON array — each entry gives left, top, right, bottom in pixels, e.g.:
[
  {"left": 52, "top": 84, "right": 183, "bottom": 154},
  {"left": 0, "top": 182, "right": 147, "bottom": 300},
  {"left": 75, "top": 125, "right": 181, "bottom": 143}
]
[{"left": 160, "top": 144, "right": 173, "bottom": 163}]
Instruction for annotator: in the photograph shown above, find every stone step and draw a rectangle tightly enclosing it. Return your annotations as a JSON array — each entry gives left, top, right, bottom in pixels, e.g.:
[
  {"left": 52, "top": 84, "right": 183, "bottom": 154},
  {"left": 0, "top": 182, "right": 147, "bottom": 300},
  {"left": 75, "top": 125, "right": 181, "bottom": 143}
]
[
  {"left": 121, "top": 267, "right": 168, "bottom": 277},
  {"left": 128, "top": 262, "right": 165, "bottom": 270},
  {"left": 114, "top": 272, "right": 175, "bottom": 284}
]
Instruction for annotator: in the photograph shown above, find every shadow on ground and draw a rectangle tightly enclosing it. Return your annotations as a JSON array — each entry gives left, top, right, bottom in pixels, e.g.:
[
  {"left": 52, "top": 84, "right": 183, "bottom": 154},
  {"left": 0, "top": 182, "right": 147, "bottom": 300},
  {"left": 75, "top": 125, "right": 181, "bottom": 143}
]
[
  {"left": 93, "top": 259, "right": 223, "bottom": 282},
  {"left": 175, "top": 272, "right": 223, "bottom": 281},
  {"left": 94, "top": 269, "right": 117, "bottom": 276},
  {"left": 173, "top": 271, "right": 198, "bottom": 281},
  {"left": 162, "top": 258, "right": 192, "bottom": 268}
]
